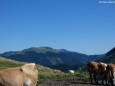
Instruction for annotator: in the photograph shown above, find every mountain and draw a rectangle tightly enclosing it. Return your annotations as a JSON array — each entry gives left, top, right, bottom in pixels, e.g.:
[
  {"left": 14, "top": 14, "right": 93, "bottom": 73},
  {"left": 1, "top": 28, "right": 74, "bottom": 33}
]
[
  {"left": 99, "top": 47, "right": 115, "bottom": 63},
  {"left": 0, "top": 47, "right": 104, "bottom": 71}
]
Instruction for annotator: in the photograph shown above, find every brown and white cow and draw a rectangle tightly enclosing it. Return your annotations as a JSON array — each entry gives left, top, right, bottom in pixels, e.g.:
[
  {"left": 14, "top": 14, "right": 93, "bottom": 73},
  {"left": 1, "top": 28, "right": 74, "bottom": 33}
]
[
  {"left": 87, "top": 61, "right": 99, "bottom": 84},
  {"left": 98, "top": 62, "right": 108, "bottom": 85},
  {"left": 0, "top": 63, "right": 38, "bottom": 86}
]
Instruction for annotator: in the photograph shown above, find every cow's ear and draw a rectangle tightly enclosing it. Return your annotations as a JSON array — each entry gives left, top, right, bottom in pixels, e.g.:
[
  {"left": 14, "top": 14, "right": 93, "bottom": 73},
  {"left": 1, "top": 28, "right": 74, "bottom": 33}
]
[
  {"left": 21, "top": 65, "right": 27, "bottom": 72},
  {"left": 20, "top": 67, "right": 23, "bottom": 72},
  {"left": 20, "top": 64, "right": 31, "bottom": 73}
]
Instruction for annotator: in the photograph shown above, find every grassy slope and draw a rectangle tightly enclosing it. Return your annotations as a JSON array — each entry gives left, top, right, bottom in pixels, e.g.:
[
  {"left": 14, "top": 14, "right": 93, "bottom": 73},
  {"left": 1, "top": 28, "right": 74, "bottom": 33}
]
[
  {"left": 0, "top": 56, "right": 88, "bottom": 83},
  {"left": 99, "top": 54, "right": 115, "bottom": 63},
  {"left": 0, "top": 56, "right": 54, "bottom": 75},
  {"left": 0, "top": 57, "right": 23, "bottom": 69}
]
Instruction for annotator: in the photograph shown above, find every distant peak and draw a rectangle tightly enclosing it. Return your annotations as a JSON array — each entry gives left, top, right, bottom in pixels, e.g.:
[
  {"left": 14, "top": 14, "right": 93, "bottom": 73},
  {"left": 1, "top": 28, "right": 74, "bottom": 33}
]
[
  {"left": 106, "top": 47, "right": 115, "bottom": 56},
  {"left": 59, "top": 49, "right": 68, "bottom": 52},
  {"left": 23, "top": 47, "right": 38, "bottom": 50},
  {"left": 39, "top": 47, "right": 53, "bottom": 49}
]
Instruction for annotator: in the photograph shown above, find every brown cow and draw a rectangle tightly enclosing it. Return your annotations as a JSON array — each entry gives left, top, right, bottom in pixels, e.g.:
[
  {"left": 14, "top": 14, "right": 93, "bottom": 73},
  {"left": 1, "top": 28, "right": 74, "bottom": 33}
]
[
  {"left": 0, "top": 63, "right": 38, "bottom": 86},
  {"left": 106, "top": 64, "right": 115, "bottom": 86},
  {"left": 87, "top": 61, "right": 99, "bottom": 84}
]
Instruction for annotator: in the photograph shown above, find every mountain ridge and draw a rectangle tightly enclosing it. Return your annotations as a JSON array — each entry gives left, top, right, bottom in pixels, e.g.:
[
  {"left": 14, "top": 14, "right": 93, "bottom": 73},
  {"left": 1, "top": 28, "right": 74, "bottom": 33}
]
[
  {"left": 0, "top": 47, "right": 104, "bottom": 71},
  {"left": 99, "top": 47, "right": 115, "bottom": 63}
]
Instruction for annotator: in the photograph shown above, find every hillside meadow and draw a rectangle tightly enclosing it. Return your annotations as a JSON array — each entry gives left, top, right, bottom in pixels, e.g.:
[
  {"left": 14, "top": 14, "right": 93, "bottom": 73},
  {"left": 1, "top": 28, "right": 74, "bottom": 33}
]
[{"left": 0, "top": 57, "right": 88, "bottom": 84}]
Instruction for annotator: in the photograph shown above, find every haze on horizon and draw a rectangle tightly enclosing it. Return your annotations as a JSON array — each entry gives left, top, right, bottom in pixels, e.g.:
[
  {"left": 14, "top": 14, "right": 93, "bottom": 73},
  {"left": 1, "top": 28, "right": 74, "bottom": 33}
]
[{"left": 0, "top": 0, "right": 115, "bottom": 55}]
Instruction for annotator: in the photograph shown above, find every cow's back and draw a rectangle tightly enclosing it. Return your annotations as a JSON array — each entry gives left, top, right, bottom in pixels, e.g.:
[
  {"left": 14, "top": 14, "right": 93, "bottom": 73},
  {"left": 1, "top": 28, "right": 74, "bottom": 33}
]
[
  {"left": 87, "top": 61, "right": 99, "bottom": 73},
  {"left": 0, "top": 63, "right": 38, "bottom": 86},
  {"left": 0, "top": 67, "right": 23, "bottom": 86}
]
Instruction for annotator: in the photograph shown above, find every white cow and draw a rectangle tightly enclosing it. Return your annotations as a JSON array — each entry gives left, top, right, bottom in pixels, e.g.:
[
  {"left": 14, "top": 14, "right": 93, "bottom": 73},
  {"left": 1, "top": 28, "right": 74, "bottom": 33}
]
[{"left": 69, "top": 70, "right": 75, "bottom": 74}]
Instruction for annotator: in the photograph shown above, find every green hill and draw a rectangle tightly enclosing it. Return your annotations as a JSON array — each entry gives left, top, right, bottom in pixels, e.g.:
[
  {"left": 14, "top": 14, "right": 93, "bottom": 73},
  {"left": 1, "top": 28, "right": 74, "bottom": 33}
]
[
  {"left": 0, "top": 56, "right": 54, "bottom": 75},
  {"left": 99, "top": 47, "right": 115, "bottom": 63}
]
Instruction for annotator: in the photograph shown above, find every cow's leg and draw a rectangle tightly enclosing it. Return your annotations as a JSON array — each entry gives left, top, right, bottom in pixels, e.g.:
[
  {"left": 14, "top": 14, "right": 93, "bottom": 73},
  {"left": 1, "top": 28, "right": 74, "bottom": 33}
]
[
  {"left": 90, "top": 73, "right": 93, "bottom": 84},
  {"left": 103, "top": 75, "right": 108, "bottom": 85},
  {"left": 105, "top": 74, "right": 108, "bottom": 85},
  {"left": 106, "top": 70, "right": 111, "bottom": 85},
  {"left": 110, "top": 78, "right": 113, "bottom": 85},
  {"left": 102, "top": 77, "right": 104, "bottom": 85},
  {"left": 94, "top": 72, "right": 98, "bottom": 84},
  {"left": 112, "top": 70, "right": 115, "bottom": 86},
  {"left": 110, "top": 73, "right": 113, "bottom": 85},
  {"left": 105, "top": 76, "right": 110, "bottom": 85},
  {"left": 105, "top": 77, "right": 109, "bottom": 85},
  {"left": 101, "top": 75, "right": 104, "bottom": 85},
  {"left": 104, "top": 73, "right": 109, "bottom": 85}
]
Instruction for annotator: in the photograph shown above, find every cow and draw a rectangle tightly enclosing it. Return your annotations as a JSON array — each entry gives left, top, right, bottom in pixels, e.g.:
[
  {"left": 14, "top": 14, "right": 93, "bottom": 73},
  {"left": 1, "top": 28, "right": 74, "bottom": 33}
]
[
  {"left": 106, "top": 63, "right": 115, "bottom": 86},
  {"left": 69, "top": 70, "right": 75, "bottom": 74},
  {"left": 87, "top": 61, "right": 99, "bottom": 84},
  {"left": 98, "top": 62, "right": 108, "bottom": 85},
  {"left": 0, "top": 63, "right": 38, "bottom": 86},
  {"left": 53, "top": 69, "right": 61, "bottom": 74}
]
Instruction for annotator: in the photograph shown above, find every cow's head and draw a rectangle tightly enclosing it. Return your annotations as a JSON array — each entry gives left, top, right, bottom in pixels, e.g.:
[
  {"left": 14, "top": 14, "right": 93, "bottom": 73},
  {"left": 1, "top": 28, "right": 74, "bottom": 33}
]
[
  {"left": 21, "top": 63, "right": 38, "bottom": 86},
  {"left": 21, "top": 63, "right": 38, "bottom": 74}
]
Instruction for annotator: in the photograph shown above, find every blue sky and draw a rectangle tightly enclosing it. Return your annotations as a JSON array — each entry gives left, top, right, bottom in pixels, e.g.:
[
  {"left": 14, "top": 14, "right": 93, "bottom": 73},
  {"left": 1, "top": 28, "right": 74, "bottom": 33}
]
[{"left": 0, "top": 0, "right": 115, "bottom": 55}]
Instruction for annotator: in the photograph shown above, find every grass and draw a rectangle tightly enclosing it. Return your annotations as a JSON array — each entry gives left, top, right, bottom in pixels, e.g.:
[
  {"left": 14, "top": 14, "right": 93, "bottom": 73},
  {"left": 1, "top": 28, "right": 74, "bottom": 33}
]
[
  {"left": 0, "top": 57, "right": 23, "bottom": 69},
  {"left": 0, "top": 56, "right": 54, "bottom": 75},
  {"left": 0, "top": 56, "right": 89, "bottom": 83},
  {"left": 38, "top": 71, "right": 89, "bottom": 82}
]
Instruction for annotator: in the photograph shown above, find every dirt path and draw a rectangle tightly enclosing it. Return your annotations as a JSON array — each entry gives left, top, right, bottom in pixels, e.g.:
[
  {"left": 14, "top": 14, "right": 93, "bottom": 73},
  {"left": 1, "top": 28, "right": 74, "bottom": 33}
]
[{"left": 38, "top": 78, "right": 104, "bottom": 86}]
